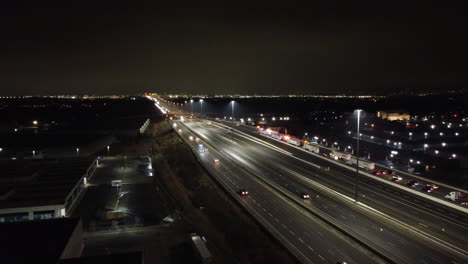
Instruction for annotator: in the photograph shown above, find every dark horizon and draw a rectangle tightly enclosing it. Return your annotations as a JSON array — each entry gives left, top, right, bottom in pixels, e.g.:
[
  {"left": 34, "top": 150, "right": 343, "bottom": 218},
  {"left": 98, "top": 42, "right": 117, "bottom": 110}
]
[{"left": 1, "top": 3, "right": 467, "bottom": 95}]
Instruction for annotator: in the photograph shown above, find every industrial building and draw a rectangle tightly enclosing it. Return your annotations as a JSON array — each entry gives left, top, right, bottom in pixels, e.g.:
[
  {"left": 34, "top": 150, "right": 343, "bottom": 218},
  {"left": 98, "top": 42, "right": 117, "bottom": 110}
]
[
  {"left": 0, "top": 158, "right": 97, "bottom": 222},
  {"left": 377, "top": 110, "right": 411, "bottom": 121}
]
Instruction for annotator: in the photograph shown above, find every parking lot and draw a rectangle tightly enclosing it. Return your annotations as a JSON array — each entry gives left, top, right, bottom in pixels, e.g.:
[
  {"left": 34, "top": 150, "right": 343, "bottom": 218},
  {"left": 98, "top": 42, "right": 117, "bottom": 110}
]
[{"left": 73, "top": 156, "right": 167, "bottom": 230}]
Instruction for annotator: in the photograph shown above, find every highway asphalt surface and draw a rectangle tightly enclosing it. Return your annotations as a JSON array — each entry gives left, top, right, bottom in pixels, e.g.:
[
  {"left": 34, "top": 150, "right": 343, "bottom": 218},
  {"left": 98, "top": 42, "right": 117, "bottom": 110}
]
[
  {"left": 181, "top": 119, "right": 468, "bottom": 264},
  {"left": 175, "top": 121, "right": 386, "bottom": 264}
]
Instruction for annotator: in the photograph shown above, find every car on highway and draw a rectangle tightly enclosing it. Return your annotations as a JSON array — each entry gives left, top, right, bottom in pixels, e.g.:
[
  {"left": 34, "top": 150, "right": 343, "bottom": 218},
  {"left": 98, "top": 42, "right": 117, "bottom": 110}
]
[
  {"left": 391, "top": 175, "right": 403, "bottom": 181},
  {"left": 422, "top": 185, "right": 434, "bottom": 193},
  {"left": 336, "top": 262, "right": 348, "bottom": 264},
  {"left": 426, "top": 183, "right": 439, "bottom": 190},
  {"left": 214, "top": 158, "right": 219, "bottom": 163},
  {"left": 195, "top": 137, "right": 200, "bottom": 142},
  {"left": 239, "top": 189, "right": 249, "bottom": 196},
  {"left": 373, "top": 170, "right": 385, "bottom": 176},
  {"left": 189, "top": 136, "right": 194, "bottom": 141},
  {"left": 300, "top": 193, "right": 310, "bottom": 199},
  {"left": 407, "top": 180, "right": 419, "bottom": 187}
]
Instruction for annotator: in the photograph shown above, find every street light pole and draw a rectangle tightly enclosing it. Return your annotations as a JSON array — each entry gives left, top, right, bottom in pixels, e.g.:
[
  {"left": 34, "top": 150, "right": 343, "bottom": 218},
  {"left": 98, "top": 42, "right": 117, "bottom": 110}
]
[
  {"left": 190, "top": 99, "right": 193, "bottom": 115},
  {"left": 354, "top": 109, "right": 362, "bottom": 202},
  {"left": 107, "top": 145, "right": 110, "bottom": 157},
  {"left": 231, "top": 100, "right": 235, "bottom": 119},
  {"left": 200, "top": 99, "right": 203, "bottom": 115}
]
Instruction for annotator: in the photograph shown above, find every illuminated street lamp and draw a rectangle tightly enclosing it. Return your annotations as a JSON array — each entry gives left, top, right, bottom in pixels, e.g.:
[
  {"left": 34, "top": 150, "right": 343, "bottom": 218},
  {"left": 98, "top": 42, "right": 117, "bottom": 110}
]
[
  {"left": 441, "top": 142, "right": 447, "bottom": 147},
  {"left": 354, "top": 109, "right": 362, "bottom": 203},
  {"left": 423, "top": 144, "right": 429, "bottom": 151},
  {"left": 190, "top": 99, "right": 194, "bottom": 115},
  {"left": 200, "top": 99, "right": 204, "bottom": 114},
  {"left": 76, "top": 148, "right": 80, "bottom": 156},
  {"left": 107, "top": 145, "right": 110, "bottom": 156},
  {"left": 231, "top": 100, "right": 235, "bottom": 119},
  {"left": 452, "top": 154, "right": 457, "bottom": 158}
]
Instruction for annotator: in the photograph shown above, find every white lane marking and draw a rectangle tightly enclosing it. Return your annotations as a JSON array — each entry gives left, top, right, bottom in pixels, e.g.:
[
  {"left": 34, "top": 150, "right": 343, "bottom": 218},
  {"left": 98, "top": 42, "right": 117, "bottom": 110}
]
[
  {"left": 298, "top": 237, "right": 304, "bottom": 243},
  {"left": 307, "top": 245, "right": 314, "bottom": 251},
  {"left": 290, "top": 231, "right": 295, "bottom": 236},
  {"left": 318, "top": 255, "right": 325, "bottom": 261}
]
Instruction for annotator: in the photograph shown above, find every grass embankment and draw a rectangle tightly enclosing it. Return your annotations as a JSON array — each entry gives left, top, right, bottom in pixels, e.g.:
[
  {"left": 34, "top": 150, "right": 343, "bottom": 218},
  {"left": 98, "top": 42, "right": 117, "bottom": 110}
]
[{"left": 150, "top": 120, "right": 297, "bottom": 264}]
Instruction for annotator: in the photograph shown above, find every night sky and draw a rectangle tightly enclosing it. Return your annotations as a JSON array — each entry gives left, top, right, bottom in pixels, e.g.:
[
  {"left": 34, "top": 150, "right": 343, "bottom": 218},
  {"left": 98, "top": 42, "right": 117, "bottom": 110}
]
[{"left": 1, "top": 3, "right": 467, "bottom": 95}]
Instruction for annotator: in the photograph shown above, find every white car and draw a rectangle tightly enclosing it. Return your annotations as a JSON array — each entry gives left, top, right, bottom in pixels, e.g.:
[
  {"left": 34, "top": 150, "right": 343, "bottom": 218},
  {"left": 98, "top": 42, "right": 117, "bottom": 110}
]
[{"left": 392, "top": 175, "right": 403, "bottom": 181}]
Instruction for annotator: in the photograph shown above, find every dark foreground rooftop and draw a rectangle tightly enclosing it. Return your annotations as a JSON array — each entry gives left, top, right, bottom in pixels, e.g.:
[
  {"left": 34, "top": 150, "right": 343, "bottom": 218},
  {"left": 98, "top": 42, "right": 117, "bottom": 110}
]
[{"left": 0, "top": 217, "right": 81, "bottom": 264}]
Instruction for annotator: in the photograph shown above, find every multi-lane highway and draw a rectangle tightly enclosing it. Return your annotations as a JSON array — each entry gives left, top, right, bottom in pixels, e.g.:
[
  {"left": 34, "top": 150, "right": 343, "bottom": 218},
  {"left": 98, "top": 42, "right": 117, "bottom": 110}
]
[
  {"left": 174, "top": 121, "right": 387, "bottom": 264},
  {"left": 151, "top": 96, "right": 468, "bottom": 263},
  {"left": 179, "top": 119, "right": 468, "bottom": 264}
]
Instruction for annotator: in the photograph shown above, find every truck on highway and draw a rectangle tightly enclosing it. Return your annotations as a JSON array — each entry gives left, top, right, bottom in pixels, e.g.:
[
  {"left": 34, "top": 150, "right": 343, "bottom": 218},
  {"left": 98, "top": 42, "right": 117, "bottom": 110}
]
[
  {"left": 304, "top": 144, "right": 320, "bottom": 153},
  {"left": 346, "top": 157, "right": 375, "bottom": 170},
  {"left": 445, "top": 191, "right": 461, "bottom": 202},
  {"left": 288, "top": 138, "right": 301, "bottom": 146},
  {"left": 330, "top": 151, "right": 351, "bottom": 161}
]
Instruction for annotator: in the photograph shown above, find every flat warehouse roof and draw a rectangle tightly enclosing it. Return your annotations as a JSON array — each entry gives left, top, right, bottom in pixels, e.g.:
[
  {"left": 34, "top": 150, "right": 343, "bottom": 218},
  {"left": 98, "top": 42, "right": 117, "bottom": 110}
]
[{"left": 0, "top": 158, "right": 92, "bottom": 209}]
